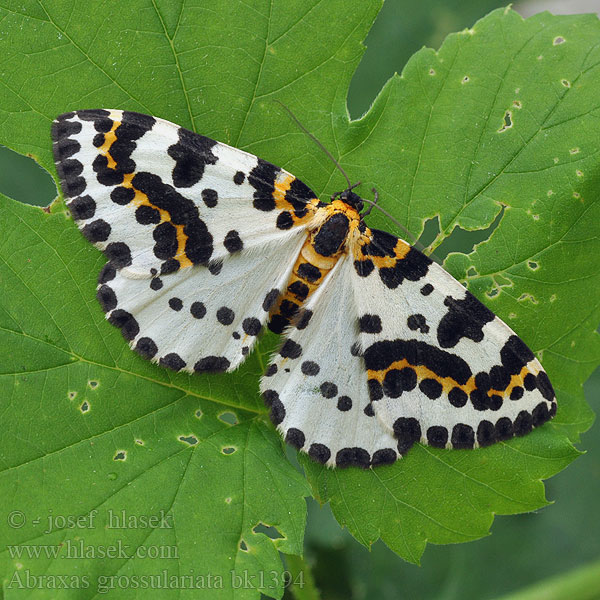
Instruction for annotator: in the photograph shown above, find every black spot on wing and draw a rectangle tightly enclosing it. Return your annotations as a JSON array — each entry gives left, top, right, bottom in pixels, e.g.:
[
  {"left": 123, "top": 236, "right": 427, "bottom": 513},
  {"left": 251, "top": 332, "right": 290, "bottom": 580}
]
[
  {"left": 108, "top": 309, "right": 139, "bottom": 341},
  {"left": 358, "top": 314, "right": 382, "bottom": 334},
  {"left": 371, "top": 448, "right": 397, "bottom": 467},
  {"left": 51, "top": 116, "right": 82, "bottom": 144},
  {"left": 354, "top": 259, "right": 374, "bottom": 277},
  {"left": 393, "top": 417, "right": 421, "bottom": 454},
  {"left": 97, "top": 284, "right": 117, "bottom": 312},
  {"left": 280, "top": 339, "right": 302, "bottom": 359},
  {"left": 437, "top": 291, "right": 495, "bottom": 349},
  {"left": 105, "top": 242, "right": 132, "bottom": 269},
  {"left": 168, "top": 128, "right": 218, "bottom": 188},
  {"left": 276, "top": 211, "right": 294, "bottom": 229},
  {"left": 379, "top": 247, "right": 432, "bottom": 290},
  {"left": 159, "top": 353, "right": 186, "bottom": 372},
  {"left": 500, "top": 335, "right": 536, "bottom": 375},
  {"left": 407, "top": 314, "right": 429, "bottom": 334},
  {"left": 194, "top": 356, "right": 231, "bottom": 373},
  {"left": 295, "top": 309, "right": 313, "bottom": 330},
  {"left": 224, "top": 230, "right": 243, "bottom": 253},
  {"left": 248, "top": 159, "right": 279, "bottom": 211},
  {"left": 362, "top": 229, "right": 397, "bottom": 257},
  {"left": 242, "top": 317, "right": 261, "bottom": 336},
  {"left": 91, "top": 111, "right": 156, "bottom": 187},
  {"left": 111, "top": 186, "right": 135, "bottom": 205},
  {"left": 364, "top": 339, "right": 472, "bottom": 385},
  {"left": 284, "top": 177, "right": 316, "bottom": 219},
  {"left": 81, "top": 219, "right": 111, "bottom": 244},
  {"left": 202, "top": 188, "right": 218, "bottom": 207},
  {"left": 451, "top": 424, "right": 475, "bottom": 449},
  {"left": 132, "top": 172, "right": 213, "bottom": 265},
  {"left": 308, "top": 443, "right": 331, "bottom": 464},
  {"left": 190, "top": 301, "right": 206, "bottom": 319},
  {"left": 68, "top": 195, "right": 96, "bottom": 220},
  {"left": 383, "top": 367, "right": 417, "bottom": 398},
  {"left": 135, "top": 337, "right": 158, "bottom": 360},
  {"left": 285, "top": 428, "right": 305, "bottom": 449},
  {"left": 336, "top": 447, "right": 370, "bottom": 469},
  {"left": 98, "top": 264, "right": 116, "bottom": 284}
]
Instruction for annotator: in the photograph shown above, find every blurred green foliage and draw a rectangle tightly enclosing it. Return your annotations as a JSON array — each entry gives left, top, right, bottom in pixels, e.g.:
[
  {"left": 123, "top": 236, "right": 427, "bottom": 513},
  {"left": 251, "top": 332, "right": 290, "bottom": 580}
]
[{"left": 1, "top": 0, "right": 598, "bottom": 598}]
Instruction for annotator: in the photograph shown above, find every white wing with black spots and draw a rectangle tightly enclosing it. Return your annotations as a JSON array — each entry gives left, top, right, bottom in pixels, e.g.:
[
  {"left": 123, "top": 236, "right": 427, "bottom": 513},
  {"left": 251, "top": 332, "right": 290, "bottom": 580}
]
[
  {"left": 260, "top": 256, "right": 399, "bottom": 469},
  {"left": 52, "top": 109, "right": 319, "bottom": 279},
  {"left": 98, "top": 233, "right": 306, "bottom": 373},
  {"left": 351, "top": 229, "right": 557, "bottom": 453}
]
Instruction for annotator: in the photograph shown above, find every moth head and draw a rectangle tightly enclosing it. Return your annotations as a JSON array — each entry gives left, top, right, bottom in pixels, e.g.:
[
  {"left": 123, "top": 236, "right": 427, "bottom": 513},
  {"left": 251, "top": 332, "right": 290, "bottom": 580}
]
[{"left": 339, "top": 188, "right": 364, "bottom": 212}]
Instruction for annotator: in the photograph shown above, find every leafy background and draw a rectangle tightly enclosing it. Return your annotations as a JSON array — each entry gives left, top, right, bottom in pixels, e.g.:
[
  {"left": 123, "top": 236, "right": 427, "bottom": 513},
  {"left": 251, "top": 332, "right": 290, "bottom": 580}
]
[{"left": 0, "top": 0, "right": 599, "bottom": 599}]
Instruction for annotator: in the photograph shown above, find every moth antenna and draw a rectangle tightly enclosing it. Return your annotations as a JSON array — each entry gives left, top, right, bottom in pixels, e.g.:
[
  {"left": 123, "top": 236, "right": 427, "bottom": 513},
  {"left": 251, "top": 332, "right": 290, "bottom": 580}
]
[
  {"left": 359, "top": 197, "right": 417, "bottom": 243},
  {"left": 275, "top": 101, "right": 438, "bottom": 261},
  {"left": 274, "top": 100, "right": 352, "bottom": 189}
]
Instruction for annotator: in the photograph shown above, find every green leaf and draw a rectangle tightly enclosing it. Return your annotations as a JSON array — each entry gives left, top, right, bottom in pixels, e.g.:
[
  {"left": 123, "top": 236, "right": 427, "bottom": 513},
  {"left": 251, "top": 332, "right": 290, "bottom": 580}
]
[{"left": 0, "top": 1, "right": 598, "bottom": 592}]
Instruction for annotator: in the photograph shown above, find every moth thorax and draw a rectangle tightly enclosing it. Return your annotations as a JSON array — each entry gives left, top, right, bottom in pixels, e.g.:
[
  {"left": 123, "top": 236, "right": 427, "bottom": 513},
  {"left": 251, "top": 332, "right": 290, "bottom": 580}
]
[{"left": 311, "top": 211, "right": 351, "bottom": 257}]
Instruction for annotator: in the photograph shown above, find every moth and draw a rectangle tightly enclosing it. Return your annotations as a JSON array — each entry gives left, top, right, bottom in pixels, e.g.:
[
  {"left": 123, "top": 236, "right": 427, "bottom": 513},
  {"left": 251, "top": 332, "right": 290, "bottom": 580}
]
[{"left": 52, "top": 109, "right": 556, "bottom": 468}]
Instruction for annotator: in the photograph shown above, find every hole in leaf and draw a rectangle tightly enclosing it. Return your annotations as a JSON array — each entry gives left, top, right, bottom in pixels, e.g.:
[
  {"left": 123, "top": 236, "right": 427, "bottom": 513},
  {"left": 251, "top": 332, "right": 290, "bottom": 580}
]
[
  {"left": 195, "top": 409, "right": 203, "bottom": 419},
  {"left": 498, "top": 110, "right": 512, "bottom": 132},
  {"left": 179, "top": 435, "right": 199, "bottom": 446},
  {"left": 253, "top": 523, "right": 284, "bottom": 540},
  {"left": 485, "top": 287, "right": 500, "bottom": 300},
  {"left": 135, "top": 439, "right": 144, "bottom": 445},
  {"left": 518, "top": 293, "right": 538, "bottom": 304},
  {"left": 80, "top": 401, "right": 90, "bottom": 413},
  {"left": 429, "top": 68, "right": 435, "bottom": 76},
  {"left": 239, "top": 540, "right": 248, "bottom": 551},
  {"left": 88, "top": 380, "right": 98, "bottom": 389},
  {"left": 527, "top": 261, "right": 539, "bottom": 271},
  {"left": 466, "top": 266, "right": 478, "bottom": 278},
  {"left": 225, "top": 497, "right": 232, "bottom": 504},
  {"left": 576, "top": 170, "right": 583, "bottom": 177},
  {"left": 434, "top": 208, "right": 504, "bottom": 261},
  {"left": 572, "top": 192, "right": 581, "bottom": 200},
  {"left": 114, "top": 451, "right": 126, "bottom": 461},
  {"left": 461, "top": 75, "right": 469, "bottom": 84},
  {"left": 570, "top": 148, "right": 580, "bottom": 155},
  {"left": 221, "top": 446, "right": 237, "bottom": 455},
  {"left": 416, "top": 216, "right": 440, "bottom": 247},
  {"left": 561, "top": 79, "right": 571, "bottom": 88},
  {"left": 218, "top": 412, "right": 238, "bottom": 425},
  {"left": 68, "top": 391, "right": 77, "bottom": 400},
  {"left": 553, "top": 36, "right": 565, "bottom": 45},
  {"left": 0, "top": 145, "right": 57, "bottom": 206},
  {"left": 512, "top": 100, "right": 522, "bottom": 109}
]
